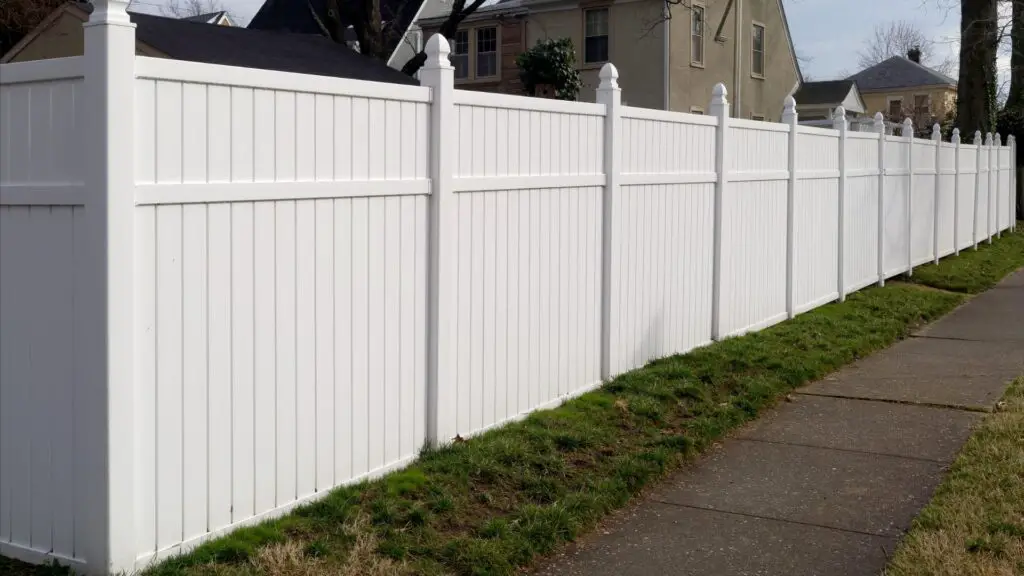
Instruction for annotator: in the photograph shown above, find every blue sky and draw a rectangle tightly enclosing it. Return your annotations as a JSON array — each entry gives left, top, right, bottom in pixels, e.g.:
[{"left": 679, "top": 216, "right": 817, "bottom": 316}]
[{"left": 132, "top": 0, "right": 1004, "bottom": 83}]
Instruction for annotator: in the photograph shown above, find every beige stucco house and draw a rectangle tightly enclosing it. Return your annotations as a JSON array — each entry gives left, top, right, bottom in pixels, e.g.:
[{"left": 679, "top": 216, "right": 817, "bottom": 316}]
[
  {"left": 846, "top": 54, "right": 957, "bottom": 132},
  {"left": 408, "top": 0, "right": 801, "bottom": 119}
]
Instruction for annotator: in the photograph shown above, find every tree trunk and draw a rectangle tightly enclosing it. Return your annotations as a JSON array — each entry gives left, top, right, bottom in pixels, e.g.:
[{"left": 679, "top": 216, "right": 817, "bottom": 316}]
[
  {"left": 958, "top": 0, "right": 999, "bottom": 134},
  {"left": 1008, "top": 0, "right": 1024, "bottom": 109}
]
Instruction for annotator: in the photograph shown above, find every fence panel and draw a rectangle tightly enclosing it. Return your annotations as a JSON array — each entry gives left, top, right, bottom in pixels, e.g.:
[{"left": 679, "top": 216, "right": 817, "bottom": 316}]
[
  {"left": 792, "top": 127, "right": 839, "bottom": 313},
  {"left": 937, "top": 143, "right": 957, "bottom": 257},
  {"left": 1001, "top": 147, "right": 1013, "bottom": 230},
  {"left": 612, "top": 107, "right": 716, "bottom": 374},
  {"left": 977, "top": 145, "right": 991, "bottom": 243},
  {"left": 448, "top": 91, "right": 605, "bottom": 437},
  {"left": 958, "top": 143, "right": 978, "bottom": 250},
  {"left": 0, "top": 59, "right": 88, "bottom": 569},
  {"left": 911, "top": 140, "right": 937, "bottom": 265},
  {"left": 131, "top": 63, "right": 431, "bottom": 564},
  {"left": 844, "top": 133, "right": 881, "bottom": 292},
  {"left": 883, "top": 135, "right": 911, "bottom": 277},
  {"left": 720, "top": 120, "right": 789, "bottom": 335}
]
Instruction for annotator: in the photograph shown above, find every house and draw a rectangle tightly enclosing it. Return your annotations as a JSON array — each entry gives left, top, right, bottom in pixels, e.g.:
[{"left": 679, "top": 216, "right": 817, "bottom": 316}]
[
  {"left": 181, "top": 10, "right": 234, "bottom": 26},
  {"left": 248, "top": 0, "right": 424, "bottom": 65},
  {"left": 792, "top": 80, "right": 866, "bottom": 121},
  {"left": 1, "top": 1, "right": 417, "bottom": 85},
  {"left": 408, "top": 0, "right": 801, "bottom": 119},
  {"left": 846, "top": 52, "right": 957, "bottom": 131}
]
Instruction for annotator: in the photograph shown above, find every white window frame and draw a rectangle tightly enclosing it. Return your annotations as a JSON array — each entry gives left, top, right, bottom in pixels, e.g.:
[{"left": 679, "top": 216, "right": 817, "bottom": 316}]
[
  {"left": 689, "top": 106, "right": 705, "bottom": 115},
  {"left": 751, "top": 21, "right": 766, "bottom": 79},
  {"left": 452, "top": 24, "right": 501, "bottom": 83},
  {"left": 691, "top": 3, "right": 705, "bottom": 68},
  {"left": 451, "top": 29, "right": 471, "bottom": 80},
  {"left": 584, "top": 8, "right": 610, "bottom": 65}
]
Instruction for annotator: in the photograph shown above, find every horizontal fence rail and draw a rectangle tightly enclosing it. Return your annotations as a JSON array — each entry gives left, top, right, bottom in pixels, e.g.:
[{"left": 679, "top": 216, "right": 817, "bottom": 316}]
[{"left": 0, "top": 6, "right": 1018, "bottom": 574}]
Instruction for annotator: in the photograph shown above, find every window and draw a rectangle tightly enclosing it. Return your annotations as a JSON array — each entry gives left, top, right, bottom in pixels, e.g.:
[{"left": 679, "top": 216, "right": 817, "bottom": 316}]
[
  {"left": 751, "top": 23, "right": 765, "bottom": 78},
  {"left": 888, "top": 97, "right": 903, "bottom": 120},
  {"left": 585, "top": 9, "right": 609, "bottom": 64},
  {"left": 452, "top": 30, "right": 469, "bottom": 79},
  {"left": 914, "top": 94, "right": 930, "bottom": 116},
  {"left": 476, "top": 27, "right": 497, "bottom": 78},
  {"left": 691, "top": 4, "right": 705, "bottom": 66},
  {"left": 690, "top": 106, "right": 705, "bottom": 115}
]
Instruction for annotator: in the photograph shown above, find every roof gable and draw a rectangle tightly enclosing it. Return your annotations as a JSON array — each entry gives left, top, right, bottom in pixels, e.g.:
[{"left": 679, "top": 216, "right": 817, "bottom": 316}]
[{"left": 846, "top": 56, "right": 956, "bottom": 92}]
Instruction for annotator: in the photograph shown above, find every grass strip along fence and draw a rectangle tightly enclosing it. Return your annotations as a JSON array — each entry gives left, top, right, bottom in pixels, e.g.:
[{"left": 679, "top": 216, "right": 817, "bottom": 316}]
[{"left": 4, "top": 224, "right": 1022, "bottom": 576}]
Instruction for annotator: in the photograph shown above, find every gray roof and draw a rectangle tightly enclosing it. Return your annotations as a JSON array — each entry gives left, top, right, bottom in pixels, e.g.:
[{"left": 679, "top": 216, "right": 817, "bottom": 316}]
[
  {"left": 846, "top": 56, "right": 956, "bottom": 92},
  {"left": 122, "top": 10, "right": 419, "bottom": 85},
  {"left": 793, "top": 80, "right": 855, "bottom": 106}
]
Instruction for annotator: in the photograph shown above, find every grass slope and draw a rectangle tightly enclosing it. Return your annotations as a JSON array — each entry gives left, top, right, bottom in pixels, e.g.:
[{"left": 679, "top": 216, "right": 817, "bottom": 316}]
[
  {"left": 144, "top": 286, "right": 967, "bottom": 576},
  {"left": 3, "top": 223, "right": 1020, "bottom": 576},
  {"left": 885, "top": 377, "right": 1024, "bottom": 576},
  {"left": 908, "top": 225, "right": 1024, "bottom": 294}
]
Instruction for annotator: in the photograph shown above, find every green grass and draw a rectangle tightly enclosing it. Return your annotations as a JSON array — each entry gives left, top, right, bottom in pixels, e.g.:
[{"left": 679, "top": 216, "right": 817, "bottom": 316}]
[
  {"left": 908, "top": 224, "right": 1024, "bottom": 294},
  {"left": 885, "top": 377, "right": 1024, "bottom": 576},
  {"left": 4, "top": 225, "right": 1021, "bottom": 576}
]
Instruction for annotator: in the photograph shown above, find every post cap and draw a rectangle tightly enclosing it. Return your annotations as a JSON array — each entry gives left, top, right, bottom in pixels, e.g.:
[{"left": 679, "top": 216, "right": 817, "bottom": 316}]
[
  {"left": 996, "top": 133, "right": 1003, "bottom": 145},
  {"left": 931, "top": 123, "right": 942, "bottom": 140},
  {"left": 985, "top": 132, "right": 993, "bottom": 145},
  {"left": 975, "top": 130, "right": 983, "bottom": 144},
  {"left": 783, "top": 95, "right": 796, "bottom": 113},
  {"left": 833, "top": 106, "right": 847, "bottom": 120},
  {"left": 598, "top": 63, "right": 620, "bottom": 90},
  {"left": 423, "top": 34, "right": 452, "bottom": 69},
  {"left": 951, "top": 127, "right": 961, "bottom": 143},
  {"left": 712, "top": 83, "right": 728, "bottom": 99},
  {"left": 88, "top": 0, "right": 132, "bottom": 25}
]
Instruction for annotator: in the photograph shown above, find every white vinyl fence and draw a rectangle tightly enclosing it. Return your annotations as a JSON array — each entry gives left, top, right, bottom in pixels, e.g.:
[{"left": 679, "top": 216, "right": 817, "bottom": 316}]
[{"left": 0, "top": 4, "right": 1018, "bottom": 574}]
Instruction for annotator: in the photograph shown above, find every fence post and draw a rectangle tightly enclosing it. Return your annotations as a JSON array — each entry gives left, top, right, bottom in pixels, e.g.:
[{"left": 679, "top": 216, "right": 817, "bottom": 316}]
[
  {"left": 904, "top": 118, "right": 914, "bottom": 276},
  {"left": 986, "top": 132, "right": 994, "bottom": 244},
  {"left": 421, "top": 35, "right": 458, "bottom": 445},
  {"left": 932, "top": 123, "right": 942, "bottom": 264},
  {"left": 597, "top": 64, "right": 621, "bottom": 380},
  {"left": 81, "top": 0, "right": 136, "bottom": 572},
  {"left": 974, "top": 130, "right": 983, "bottom": 249},
  {"left": 1011, "top": 135, "right": 1018, "bottom": 231},
  {"left": 953, "top": 128, "right": 961, "bottom": 256},
  {"left": 833, "top": 107, "right": 848, "bottom": 301},
  {"left": 996, "top": 133, "right": 1002, "bottom": 238},
  {"left": 875, "top": 112, "right": 886, "bottom": 286},
  {"left": 710, "top": 83, "right": 729, "bottom": 340},
  {"left": 783, "top": 96, "right": 797, "bottom": 318}
]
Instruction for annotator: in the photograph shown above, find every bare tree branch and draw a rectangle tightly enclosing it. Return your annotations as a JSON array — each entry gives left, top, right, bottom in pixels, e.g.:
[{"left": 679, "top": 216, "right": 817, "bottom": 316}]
[{"left": 856, "top": 20, "right": 955, "bottom": 76}]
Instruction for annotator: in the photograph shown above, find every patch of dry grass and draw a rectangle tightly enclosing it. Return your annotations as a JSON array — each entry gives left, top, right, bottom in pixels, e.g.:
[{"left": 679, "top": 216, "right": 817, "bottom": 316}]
[{"left": 886, "top": 377, "right": 1024, "bottom": 576}]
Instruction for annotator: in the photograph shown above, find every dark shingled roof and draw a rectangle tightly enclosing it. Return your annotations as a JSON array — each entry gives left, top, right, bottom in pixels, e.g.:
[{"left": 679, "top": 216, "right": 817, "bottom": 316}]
[
  {"left": 793, "top": 80, "right": 856, "bottom": 106},
  {"left": 248, "top": 0, "right": 424, "bottom": 56},
  {"left": 846, "top": 56, "right": 956, "bottom": 92},
  {"left": 125, "top": 11, "right": 418, "bottom": 85}
]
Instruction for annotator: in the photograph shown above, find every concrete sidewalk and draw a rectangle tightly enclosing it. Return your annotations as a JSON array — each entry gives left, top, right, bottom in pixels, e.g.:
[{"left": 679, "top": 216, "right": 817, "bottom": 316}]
[{"left": 538, "top": 270, "right": 1024, "bottom": 576}]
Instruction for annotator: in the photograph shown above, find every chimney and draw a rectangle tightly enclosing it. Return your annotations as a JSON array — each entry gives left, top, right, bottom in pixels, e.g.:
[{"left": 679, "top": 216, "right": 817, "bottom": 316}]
[{"left": 907, "top": 47, "right": 922, "bottom": 63}]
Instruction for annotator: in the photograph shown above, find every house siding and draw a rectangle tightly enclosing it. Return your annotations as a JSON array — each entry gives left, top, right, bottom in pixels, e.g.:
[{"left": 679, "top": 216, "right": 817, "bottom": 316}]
[
  {"left": 861, "top": 86, "right": 957, "bottom": 128},
  {"left": 6, "top": 9, "right": 163, "bottom": 63},
  {"left": 524, "top": 0, "right": 666, "bottom": 109},
  {"left": 668, "top": 0, "right": 798, "bottom": 120}
]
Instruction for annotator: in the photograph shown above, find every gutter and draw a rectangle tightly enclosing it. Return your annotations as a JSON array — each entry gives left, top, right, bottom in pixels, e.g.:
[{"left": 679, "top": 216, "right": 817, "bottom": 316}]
[
  {"left": 663, "top": 1, "right": 670, "bottom": 110},
  {"left": 387, "top": 0, "right": 431, "bottom": 66},
  {"left": 732, "top": 0, "right": 742, "bottom": 117}
]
